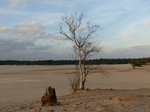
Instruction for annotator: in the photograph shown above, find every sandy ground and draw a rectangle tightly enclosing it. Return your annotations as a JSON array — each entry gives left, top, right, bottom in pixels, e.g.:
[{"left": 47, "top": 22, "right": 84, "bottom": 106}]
[{"left": 0, "top": 64, "right": 150, "bottom": 112}]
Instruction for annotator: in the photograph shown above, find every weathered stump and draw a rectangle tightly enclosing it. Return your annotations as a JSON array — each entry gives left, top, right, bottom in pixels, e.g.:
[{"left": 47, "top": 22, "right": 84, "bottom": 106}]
[{"left": 41, "top": 87, "right": 57, "bottom": 106}]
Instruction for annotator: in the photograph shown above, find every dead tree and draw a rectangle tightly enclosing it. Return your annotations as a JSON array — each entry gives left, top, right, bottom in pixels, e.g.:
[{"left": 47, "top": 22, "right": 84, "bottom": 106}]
[
  {"left": 41, "top": 87, "right": 57, "bottom": 106},
  {"left": 59, "top": 12, "right": 101, "bottom": 90}
]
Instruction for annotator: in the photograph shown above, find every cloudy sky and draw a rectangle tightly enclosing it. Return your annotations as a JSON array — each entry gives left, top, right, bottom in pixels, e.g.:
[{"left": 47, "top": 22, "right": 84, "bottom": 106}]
[{"left": 0, "top": 0, "right": 150, "bottom": 60}]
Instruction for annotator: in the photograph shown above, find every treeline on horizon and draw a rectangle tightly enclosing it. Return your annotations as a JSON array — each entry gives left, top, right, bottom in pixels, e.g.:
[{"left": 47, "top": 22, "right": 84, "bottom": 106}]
[{"left": 0, "top": 57, "right": 150, "bottom": 65}]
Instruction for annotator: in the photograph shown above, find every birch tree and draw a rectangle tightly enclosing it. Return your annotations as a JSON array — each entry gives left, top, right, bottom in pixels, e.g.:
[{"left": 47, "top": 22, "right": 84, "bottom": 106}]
[{"left": 59, "top": 12, "right": 101, "bottom": 90}]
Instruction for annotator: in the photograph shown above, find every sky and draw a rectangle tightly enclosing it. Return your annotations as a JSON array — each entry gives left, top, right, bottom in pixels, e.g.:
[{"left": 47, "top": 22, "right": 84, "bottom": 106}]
[{"left": 0, "top": 0, "right": 150, "bottom": 60}]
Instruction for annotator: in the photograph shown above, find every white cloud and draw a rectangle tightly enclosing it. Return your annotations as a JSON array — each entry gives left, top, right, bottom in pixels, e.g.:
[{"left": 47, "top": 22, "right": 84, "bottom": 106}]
[
  {"left": 15, "top": 21, "right": 44, "bottom": 34},
  {"left": 0, "top": 26, "right": 12, "bottom": 33},
  {"left": 79, "top": 25, "right": 88, "bottom": 30},
  {"left": 53, "top": 35, "right": 67, "bottom": 40},
  {"left": 147, "top": 24, "right": 150, "bottom": 27},
  {"left": 120, "top": 24, "right": 150, "bottom": 46},
  {"left": 11, "top": 21, "right": 51, "bottom": 42},
  {"left": 8, "top": 0, "right": 29, "bottom": 8},
  {"left": 98, "top": 45, "right": 150, "bottom": 59},
  {"left": 0, "top": 21, "right": 55, "bottom": 60}
]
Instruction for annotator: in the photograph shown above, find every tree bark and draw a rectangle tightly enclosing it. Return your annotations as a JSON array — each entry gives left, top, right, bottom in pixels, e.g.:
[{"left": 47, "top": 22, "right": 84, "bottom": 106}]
[
  {"left": 78, "top": 48, "right": 84, "bottom": 90},
  {"left": 41, "top": 87, "right": 57, "bottom": 106}
]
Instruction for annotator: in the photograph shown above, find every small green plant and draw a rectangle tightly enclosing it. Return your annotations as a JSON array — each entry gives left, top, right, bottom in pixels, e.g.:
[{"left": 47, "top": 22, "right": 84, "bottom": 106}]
[{"left": 130, "top": 61, "right": 143, "bottom": 69}]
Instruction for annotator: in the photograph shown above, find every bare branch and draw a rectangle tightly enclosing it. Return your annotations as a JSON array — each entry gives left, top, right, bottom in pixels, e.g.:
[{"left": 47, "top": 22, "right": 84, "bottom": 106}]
[{"left": 59, "top": 12, "right": 103, "bottom": 90}]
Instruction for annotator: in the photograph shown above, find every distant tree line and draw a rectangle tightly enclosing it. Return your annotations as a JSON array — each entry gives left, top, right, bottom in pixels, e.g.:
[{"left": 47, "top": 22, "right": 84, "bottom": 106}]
[
  {"left": 0, "top": 57, "right": 150, "bottom": 65},
  {"left": 0, "top": 60, "right": 76, "bottom": 65}
]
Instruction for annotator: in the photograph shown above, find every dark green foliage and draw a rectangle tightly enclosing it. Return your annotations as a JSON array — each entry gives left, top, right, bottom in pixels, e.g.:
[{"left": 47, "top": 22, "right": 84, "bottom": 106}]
[
  {"left": 0, "top": 57, "right": 150, "bottom": 65},
  {"left": 0, "top": 60, "right": 76, "bottom": 65},
  {"left": 130, "top": 61, "right": 142, "bottom": 69},
  {"left": 130, "top": 59, "right": 147, "bottom": 69}
]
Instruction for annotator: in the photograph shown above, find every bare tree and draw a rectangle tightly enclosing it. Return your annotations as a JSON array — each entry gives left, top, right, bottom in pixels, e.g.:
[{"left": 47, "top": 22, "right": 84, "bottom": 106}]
[{"left": 59, "top": 12, "right": 101, "bottom": 90}]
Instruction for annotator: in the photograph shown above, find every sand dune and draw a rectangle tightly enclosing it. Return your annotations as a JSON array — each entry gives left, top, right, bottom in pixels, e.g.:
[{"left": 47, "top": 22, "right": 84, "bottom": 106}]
[{"left": 0, "top": 64, "right": 150, "bottom": 111}]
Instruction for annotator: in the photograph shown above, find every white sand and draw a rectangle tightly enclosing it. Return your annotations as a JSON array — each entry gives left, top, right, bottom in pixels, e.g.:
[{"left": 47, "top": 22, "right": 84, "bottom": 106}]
[{"left": 0, "top": 64, "right": 150, "bottom": 111}]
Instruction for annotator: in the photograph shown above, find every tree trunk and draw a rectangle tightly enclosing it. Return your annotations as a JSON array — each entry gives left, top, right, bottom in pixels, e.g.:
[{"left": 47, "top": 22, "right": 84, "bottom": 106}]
[
  {"left": 78, "top": 48, "right": 84, "bottom": 90},
  {"left": 41, "top": 87, "right": 57, "bottom": 106},
  {"left": 81, "top": 81, "right": 85, "bottom": 90}
]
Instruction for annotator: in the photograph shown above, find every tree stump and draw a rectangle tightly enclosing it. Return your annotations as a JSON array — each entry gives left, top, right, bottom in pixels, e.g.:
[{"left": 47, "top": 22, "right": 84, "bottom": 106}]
[{"left": 41, "top": 87, "right": 57, "bottom": 106}]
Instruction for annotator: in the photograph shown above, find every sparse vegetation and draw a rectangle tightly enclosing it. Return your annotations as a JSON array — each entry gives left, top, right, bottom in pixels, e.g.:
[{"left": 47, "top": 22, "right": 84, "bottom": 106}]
[
  {"left": 130, "top": 61, "right": 142, "bottom": 69},
  {"left": 130, "top": 59, "right": 147, "bottom": 69}
]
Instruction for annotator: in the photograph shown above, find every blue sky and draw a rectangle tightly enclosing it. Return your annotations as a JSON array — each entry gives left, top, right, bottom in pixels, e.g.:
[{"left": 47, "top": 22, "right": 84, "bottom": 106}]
[{"left": 0, "top": 0, "right": 150, "bottom": 60}]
